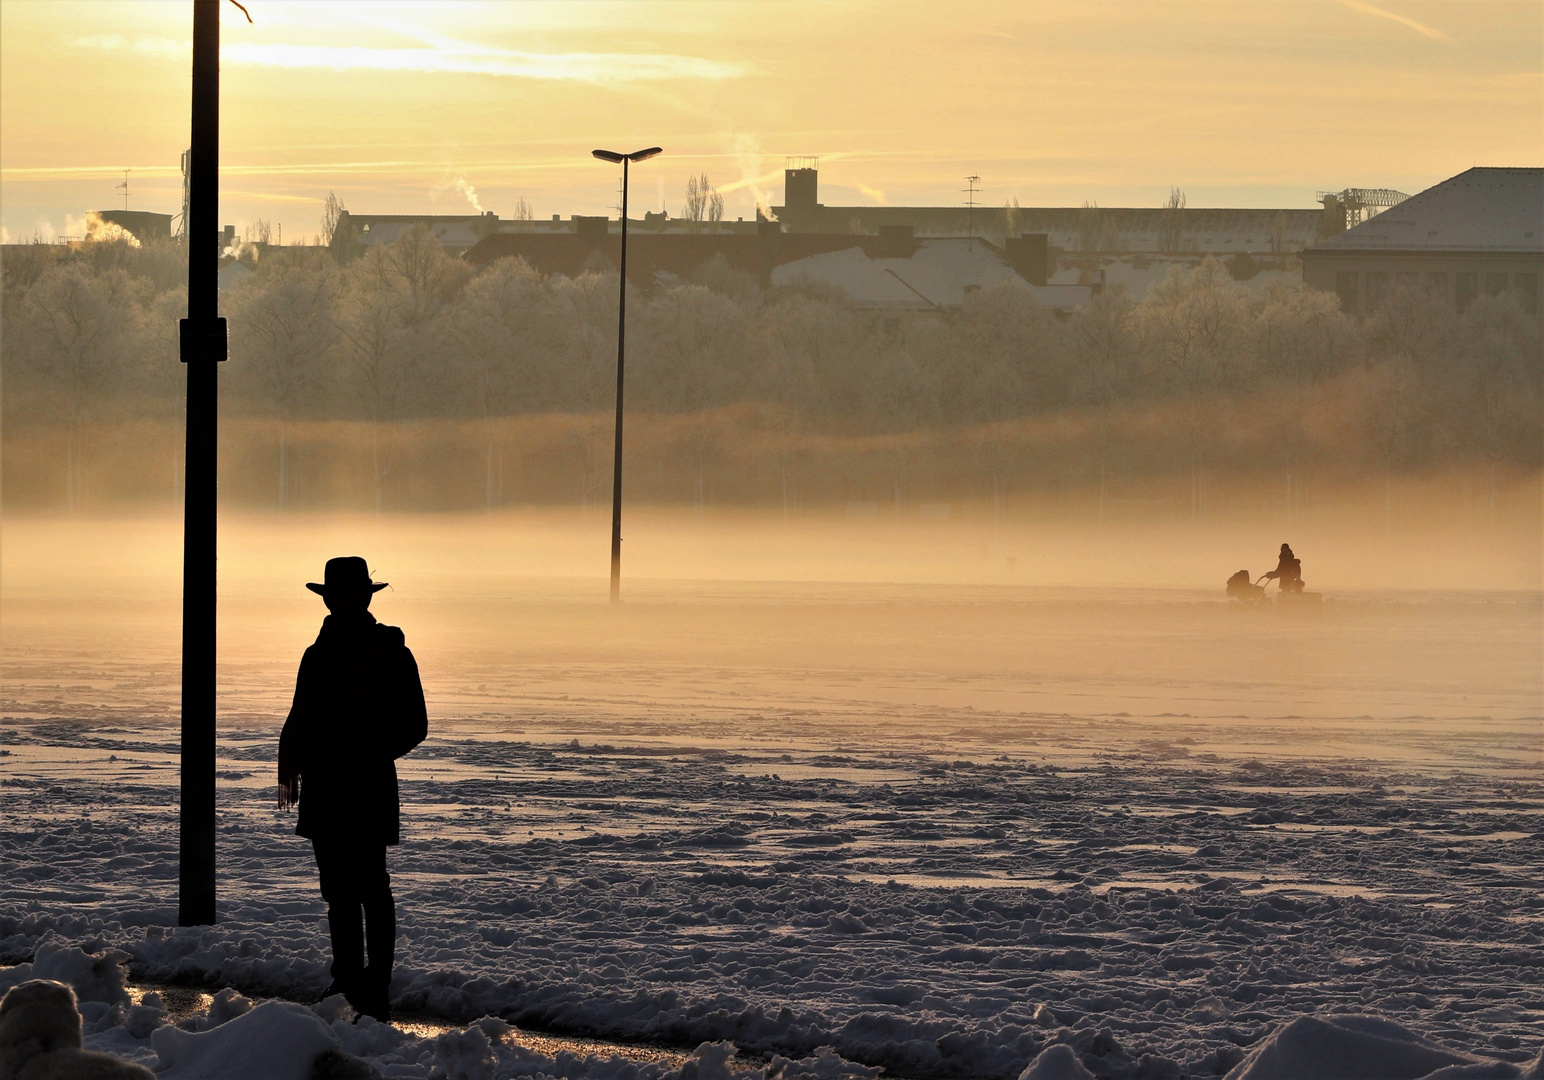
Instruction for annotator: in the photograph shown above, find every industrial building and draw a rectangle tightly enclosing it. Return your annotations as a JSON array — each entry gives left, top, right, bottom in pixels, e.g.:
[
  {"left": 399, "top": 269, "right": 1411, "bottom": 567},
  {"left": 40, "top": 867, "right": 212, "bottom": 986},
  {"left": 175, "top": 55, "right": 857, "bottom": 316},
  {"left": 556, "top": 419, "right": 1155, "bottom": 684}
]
[
  {"left": 1301, "top": 167, "right": 1541, "bottom": 316},
  {"left": 773, "top": 163, "right": 1325, "bottom": 251},
  {"left": 463, "top": 222, "right": 1093, "bottom": 312},
  {"left": 37, "top": 155, "right": 1512, "bottom": 315},
  {"left": 770, "top": 162, "right": 1331, "bottom": 298},
  {"left": 458, "top": 163, "right": 1401, "bottom": 307},
  {"left": 330, "top": 210, "right": 504, "bottom": 257},
  {"left": 93, "top": 209, "right": 173, "bottom": 244}
]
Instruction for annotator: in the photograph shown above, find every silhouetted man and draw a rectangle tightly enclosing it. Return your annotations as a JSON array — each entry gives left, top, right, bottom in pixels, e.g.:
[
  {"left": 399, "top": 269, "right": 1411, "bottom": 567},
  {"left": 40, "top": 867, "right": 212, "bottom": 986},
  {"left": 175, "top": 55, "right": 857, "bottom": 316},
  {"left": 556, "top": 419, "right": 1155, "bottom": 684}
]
[
  {"left": 1263, "top": 543, "right": 1304, "bottom": 593},
  {"left": 277, "top": 557, "right": 427, "bottom": 1022}
]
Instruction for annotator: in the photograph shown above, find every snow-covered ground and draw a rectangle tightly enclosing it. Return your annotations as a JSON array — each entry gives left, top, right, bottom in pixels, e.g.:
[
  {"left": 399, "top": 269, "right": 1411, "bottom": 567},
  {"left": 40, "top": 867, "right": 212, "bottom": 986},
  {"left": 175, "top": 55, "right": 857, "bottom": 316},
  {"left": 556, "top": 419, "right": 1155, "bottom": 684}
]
[
  {"left": 3, "top": 713, "right": 1540, "bottom": 1077},
  {"left": 1, "top": 516, "right": 1540, "bottom": 1078}
]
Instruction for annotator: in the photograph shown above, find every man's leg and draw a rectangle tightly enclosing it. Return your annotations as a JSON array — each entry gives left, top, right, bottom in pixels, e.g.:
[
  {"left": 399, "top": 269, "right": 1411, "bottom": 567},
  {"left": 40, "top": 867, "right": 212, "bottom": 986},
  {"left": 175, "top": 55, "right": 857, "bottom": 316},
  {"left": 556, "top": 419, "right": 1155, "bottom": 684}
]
[
  {"left": 313, "top": 840, "right": 365, "bottom": 996},
  {"left": 358, "top": 843, "right": 395, "bottom": 1021}
]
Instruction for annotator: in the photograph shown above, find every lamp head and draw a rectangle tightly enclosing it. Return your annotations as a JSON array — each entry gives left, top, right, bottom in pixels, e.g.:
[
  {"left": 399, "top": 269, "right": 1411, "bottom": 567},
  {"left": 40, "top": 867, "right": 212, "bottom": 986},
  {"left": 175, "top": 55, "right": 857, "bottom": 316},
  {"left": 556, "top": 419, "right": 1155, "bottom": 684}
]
[{"left": 592, "top": 147, "right": 662, "bottom": 164}]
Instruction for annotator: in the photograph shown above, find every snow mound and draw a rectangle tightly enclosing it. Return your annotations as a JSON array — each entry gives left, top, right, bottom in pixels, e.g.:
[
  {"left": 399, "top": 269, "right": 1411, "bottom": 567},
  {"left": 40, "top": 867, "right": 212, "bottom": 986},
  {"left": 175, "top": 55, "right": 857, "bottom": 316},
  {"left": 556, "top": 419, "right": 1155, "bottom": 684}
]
[
  {"left": 764, "top": 1045, "right": 882, "bottom": 1080},
  {"left": 151, "top": 999, "right": 340, "bottom": 1080},
  {"left": 1018, "top": 1044, "right": 1095, "bottom": 1080},
  {"left": 1225, "top": 1014, "right": 1523, "bottom": 1080},
  {"left": 431, "top": 1020, "right": 502, "bottom": 1080},
  {"left": 0, "top": 942, "right": 131, "bottom": 1007},
  {"left": 676, "top": 1041, "right": 737, "bottom": 1080}
]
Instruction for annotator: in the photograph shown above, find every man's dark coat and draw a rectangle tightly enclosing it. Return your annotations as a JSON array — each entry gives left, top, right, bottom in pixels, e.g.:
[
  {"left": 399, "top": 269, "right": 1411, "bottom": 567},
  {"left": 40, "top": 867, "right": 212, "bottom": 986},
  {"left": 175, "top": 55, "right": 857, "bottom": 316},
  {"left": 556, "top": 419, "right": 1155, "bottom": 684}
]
[{"left": 278, "top": 613, "right": 427, "bottom": 845}]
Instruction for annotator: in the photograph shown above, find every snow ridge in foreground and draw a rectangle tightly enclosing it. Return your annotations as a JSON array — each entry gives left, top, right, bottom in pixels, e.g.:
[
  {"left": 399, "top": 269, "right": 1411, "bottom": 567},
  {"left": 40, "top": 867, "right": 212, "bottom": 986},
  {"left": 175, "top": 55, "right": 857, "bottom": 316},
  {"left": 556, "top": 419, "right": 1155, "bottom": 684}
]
[
  {"left": 2, "top": 948, "right": 1537, "bottom": 1080},
  {"left": 1, "top": 720, "right": 1540, "bottom": 1078}
]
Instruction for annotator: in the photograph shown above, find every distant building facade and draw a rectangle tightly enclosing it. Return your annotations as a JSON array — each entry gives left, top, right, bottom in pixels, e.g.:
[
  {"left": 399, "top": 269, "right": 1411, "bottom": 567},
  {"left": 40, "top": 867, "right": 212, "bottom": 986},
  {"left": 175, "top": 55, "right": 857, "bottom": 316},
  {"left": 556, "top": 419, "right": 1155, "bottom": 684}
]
[
  {"left": 332, "top": 211, "right": 504, "bottom": 257},
  {"left": 769, "top": 163, "right": 1329, "bottom": 299},
  {"left": 1301, "top": 167, "right": 1542, "bottom": 317},
  {"left": 94, "top": 210, "right": 173, "bottom": 244},
  {"left": 768, "top": 231, "right": 1091, "bottom": 311},
  {"left": 218, "top": 258, "right": 254, "bottom": 292},
  {"left": 463, "top": 223, "right": 1092, "bottom": 312},
  {"left": 772, "top": 164, "right": 1324, "bottom": 251},
  {"left": 349, "top": 166, "right": 1358, "bottom": 303}
]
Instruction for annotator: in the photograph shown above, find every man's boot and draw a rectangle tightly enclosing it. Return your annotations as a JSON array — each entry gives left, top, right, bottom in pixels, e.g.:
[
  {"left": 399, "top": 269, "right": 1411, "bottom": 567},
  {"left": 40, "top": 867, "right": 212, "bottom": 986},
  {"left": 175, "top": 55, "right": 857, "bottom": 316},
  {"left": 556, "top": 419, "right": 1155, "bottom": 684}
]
[
  {"left": 355, "top": 966, "right": 391, "bottom": 1023},
  {"left": 321, "top": 959, "right": 362, "bottom": 1006}
]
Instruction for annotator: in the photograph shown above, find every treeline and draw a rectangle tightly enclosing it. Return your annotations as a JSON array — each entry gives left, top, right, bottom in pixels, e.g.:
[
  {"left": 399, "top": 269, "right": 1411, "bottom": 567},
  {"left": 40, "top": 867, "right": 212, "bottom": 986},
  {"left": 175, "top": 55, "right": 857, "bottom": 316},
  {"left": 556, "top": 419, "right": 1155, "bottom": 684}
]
[{"left": 2, "top": 228, "right": 1539, "bottom": 520}]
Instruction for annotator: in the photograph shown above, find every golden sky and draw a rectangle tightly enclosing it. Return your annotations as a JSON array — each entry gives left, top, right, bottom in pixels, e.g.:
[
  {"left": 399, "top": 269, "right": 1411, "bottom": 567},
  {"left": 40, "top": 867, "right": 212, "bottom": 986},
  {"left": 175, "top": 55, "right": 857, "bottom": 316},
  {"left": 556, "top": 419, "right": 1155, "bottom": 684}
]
[{"left": 2, "top": 0, "right": 1539, "bottom": 242}]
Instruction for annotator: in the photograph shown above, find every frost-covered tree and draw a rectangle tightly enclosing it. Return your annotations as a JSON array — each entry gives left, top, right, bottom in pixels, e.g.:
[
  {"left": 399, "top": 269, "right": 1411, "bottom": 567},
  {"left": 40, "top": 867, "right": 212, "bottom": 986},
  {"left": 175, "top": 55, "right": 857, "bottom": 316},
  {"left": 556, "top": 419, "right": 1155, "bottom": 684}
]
[
  {"left": 1159, "top": 186, "right": 1187, "bottom": 254},
  {"left": 1362, "top": 282, "right": 1452, "bottom": 523},
  {"left": 1068, "top": 287, "right": 1141, "bottom": 524},
  {"left": 227, "top": 251, "right": 340, "bottom": 509},
  {"left": 449, "top": 257, "right": 553, "bottom": 509},
  {"left": 636, "top": 284, "right": 748, "bottom": 507},
  {"left": 1250, "top": 283, "right": 1355, "bottom": 524},
  {"left": 20, "top": 263, "right": 147, "bottom": 506},
  {"left": 955, "top": 280, "right": 1062, "bottom": 520},
  {"left": 1445, "top": 294, "right": 1543, "bottom": 523},
  {"left": 549, "top": 267, "right": 621, "bottom": 511},
  {"left": 320, "top": 192, "right": 346, "bottom": 248},
  {"left": 1141, "top": 256, "right": 1251, "bottom": 521}
]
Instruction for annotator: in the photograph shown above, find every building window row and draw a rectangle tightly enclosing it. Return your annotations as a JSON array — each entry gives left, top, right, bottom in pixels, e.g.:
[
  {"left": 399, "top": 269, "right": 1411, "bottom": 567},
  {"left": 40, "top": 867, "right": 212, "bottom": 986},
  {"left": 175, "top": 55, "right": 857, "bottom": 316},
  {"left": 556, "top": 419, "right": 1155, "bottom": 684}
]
[{"left": 1335, "top": 269, "right": 1538, "bottom": 316}]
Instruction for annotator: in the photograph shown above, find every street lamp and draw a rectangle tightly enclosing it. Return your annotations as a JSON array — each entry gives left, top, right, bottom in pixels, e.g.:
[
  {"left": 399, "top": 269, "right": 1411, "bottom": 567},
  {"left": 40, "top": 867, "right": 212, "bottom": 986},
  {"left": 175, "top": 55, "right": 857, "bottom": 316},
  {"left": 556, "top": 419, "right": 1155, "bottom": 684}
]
[
  {"left": 591, "top": 146, "right": 661, "bottom": 603},
  {"left": 178, "top": 0, "right": 232, "bottom": 927}
]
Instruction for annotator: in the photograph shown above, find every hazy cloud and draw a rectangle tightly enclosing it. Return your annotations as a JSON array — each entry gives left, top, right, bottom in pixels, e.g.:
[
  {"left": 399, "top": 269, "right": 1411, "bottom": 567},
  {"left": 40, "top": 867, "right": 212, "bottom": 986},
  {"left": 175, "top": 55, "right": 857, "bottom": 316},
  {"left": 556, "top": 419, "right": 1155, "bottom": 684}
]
[
  {"left": 69, "top": 32, "right": 746, "bottom": 83},
  {"left": 1338, "top": 1, "right": 1455, "bottom": 44},
  {"left": 713, "top": 167, "right": 785, "bottom": 201},
  {"left": 71, "top": 35, "right": 183, "bottom": 56},
  {"left": 221, "top": 42, "right": 748, "bottom": 83}
]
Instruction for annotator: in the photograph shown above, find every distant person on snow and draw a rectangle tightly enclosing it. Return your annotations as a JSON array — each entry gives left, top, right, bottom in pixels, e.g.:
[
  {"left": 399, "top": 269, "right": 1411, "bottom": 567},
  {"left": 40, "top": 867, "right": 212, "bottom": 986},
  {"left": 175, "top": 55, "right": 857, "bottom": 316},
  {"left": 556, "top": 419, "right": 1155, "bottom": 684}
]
[
  {"left": 1262, "top": 543, "right": 1304, "bottom": 593},
  {"left": 278, "top": 557, "right": 427, "bottom": 1023}
]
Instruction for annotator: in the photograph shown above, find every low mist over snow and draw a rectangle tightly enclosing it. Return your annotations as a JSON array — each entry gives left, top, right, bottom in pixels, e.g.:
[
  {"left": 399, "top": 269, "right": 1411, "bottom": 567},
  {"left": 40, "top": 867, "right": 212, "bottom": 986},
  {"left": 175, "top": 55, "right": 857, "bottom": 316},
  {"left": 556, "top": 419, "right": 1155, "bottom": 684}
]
[{"left": 2, "top": 512, "right": 1539, "bottom": 1077}]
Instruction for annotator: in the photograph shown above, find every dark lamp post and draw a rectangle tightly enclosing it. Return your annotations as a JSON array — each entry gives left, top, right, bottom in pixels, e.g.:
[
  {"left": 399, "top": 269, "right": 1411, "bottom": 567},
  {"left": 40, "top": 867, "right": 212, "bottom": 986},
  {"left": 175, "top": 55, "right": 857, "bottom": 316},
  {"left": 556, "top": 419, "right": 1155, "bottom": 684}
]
[
  {"left": 178, "top": 0, "right": 228, "bottom": 926},
  {"left": 591, "top": 146, "right": 661, "bottom": 603}
]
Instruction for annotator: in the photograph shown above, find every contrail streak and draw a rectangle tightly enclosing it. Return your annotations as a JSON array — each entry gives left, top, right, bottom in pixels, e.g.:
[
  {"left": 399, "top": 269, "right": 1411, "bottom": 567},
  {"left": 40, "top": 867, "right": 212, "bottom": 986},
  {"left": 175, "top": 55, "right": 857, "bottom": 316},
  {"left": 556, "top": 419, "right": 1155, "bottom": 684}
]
[{"left": 1338, "top": 1, "right": 1454, "bottom": 43}]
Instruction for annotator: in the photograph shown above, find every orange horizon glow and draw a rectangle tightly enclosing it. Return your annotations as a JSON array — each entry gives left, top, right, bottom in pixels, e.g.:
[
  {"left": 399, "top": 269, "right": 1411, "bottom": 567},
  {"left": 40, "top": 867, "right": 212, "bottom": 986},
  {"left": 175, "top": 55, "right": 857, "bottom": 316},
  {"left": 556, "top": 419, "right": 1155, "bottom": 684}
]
[{"left": 2, "top": 0, "right": 1540, "bottom": 243}]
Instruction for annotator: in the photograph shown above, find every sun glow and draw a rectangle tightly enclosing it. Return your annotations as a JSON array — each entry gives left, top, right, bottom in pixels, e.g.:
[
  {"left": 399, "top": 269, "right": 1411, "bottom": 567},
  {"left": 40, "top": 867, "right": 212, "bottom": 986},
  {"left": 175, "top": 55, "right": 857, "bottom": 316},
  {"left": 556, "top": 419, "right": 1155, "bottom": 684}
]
[{"left": 2, "top": 0, "right": 1539, "bottom": 241}]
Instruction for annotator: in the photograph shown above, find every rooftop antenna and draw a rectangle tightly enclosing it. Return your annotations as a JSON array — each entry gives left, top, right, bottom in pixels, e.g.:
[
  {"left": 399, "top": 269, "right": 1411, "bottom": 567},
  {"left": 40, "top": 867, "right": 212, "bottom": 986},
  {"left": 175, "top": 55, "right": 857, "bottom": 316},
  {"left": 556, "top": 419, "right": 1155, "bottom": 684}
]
[
  {"left": 117, "top": 169, "right": 131, "bottom": 210},
  {"left": 963, "top": 174, "right": 981, "bottom": 247},
  {"left": 176, "top": 150, "right": 191, "bottom": 242}
]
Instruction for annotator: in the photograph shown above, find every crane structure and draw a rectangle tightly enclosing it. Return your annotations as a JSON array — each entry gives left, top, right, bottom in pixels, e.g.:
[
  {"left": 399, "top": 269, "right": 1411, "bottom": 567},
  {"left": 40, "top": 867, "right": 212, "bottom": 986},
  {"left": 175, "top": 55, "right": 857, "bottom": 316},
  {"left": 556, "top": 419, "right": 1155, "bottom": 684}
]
[{"left": 1316, "top": 187, "right": 1410, "bottom": 228}]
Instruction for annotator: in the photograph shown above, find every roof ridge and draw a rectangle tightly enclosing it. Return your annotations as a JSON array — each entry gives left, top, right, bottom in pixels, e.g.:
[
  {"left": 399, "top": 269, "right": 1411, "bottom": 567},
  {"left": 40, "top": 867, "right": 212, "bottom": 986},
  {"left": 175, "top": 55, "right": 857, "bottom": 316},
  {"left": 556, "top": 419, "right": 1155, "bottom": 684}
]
[{"left": 1310, "top": 166, "right": 1542, "bottom": 253}]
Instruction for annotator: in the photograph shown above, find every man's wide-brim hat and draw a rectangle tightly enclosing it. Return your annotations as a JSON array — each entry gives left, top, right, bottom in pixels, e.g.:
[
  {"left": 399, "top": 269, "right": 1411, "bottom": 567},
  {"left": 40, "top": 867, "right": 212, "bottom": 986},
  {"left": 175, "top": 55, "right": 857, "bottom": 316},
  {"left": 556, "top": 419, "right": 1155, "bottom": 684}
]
[{"left": 306, "top": 556, "right": 388, "bottom": 596}]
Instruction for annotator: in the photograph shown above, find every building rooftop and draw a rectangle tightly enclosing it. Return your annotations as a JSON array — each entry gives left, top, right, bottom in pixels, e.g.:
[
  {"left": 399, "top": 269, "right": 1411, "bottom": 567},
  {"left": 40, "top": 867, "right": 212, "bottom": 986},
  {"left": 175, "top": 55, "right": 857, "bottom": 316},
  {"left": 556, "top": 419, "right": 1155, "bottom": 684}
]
[
  {"left": 1309, "top": 167, "right": 1543, "bottom": 254},
  {"left": 770, "top": 165, "right": 1327, "bottom": 253},
  {"left": 465, "top": 229, "right": 1093, "bottom": 310},
  {"left": 771, "top": 238, "right": 1089, "bottom": 310},
  {"left": 334, "top": 211, "right": 501, "bottom": 254}
]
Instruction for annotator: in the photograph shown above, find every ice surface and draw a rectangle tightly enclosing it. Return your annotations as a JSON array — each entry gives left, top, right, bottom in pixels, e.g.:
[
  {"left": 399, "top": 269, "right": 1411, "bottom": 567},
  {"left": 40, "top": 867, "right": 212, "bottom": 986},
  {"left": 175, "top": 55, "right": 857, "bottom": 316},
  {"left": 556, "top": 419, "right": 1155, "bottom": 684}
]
[
  {"left": 4, "top": 713, "right": 1537, "bottom": 1077},
  {"left": 2, "top": 527, "right": 1540, "bottom": 1078}
]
